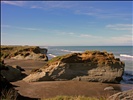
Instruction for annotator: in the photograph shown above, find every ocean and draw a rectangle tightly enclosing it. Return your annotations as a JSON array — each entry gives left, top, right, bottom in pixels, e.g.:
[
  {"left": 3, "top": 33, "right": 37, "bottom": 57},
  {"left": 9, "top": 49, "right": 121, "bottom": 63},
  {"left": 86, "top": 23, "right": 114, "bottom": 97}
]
[{"left": 40, "top": 46, "right": 133, "bottom": 84}]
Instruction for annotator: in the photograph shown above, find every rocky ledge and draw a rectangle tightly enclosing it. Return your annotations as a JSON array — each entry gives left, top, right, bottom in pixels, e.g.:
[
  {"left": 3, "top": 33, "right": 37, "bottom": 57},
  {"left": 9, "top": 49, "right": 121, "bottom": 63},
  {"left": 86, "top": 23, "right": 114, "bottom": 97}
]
[
  {"left": 0, "top": 60, "right": 25, "bottom": 82},
  {"left": 23, "top": 50, "right": 125, "bottom": 83},
  {"left": 108, "top": 89, "right": 133, "bottom": 100},
  {"left": 1, "top": 45, "right": 48, "bottom": 61}
]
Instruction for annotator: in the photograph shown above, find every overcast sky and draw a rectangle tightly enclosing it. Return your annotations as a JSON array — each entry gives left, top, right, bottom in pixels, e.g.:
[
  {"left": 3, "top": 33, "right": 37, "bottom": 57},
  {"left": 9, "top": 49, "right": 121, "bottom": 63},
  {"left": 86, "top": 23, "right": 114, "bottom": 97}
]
[{"left": 1, "top": 1, "right": 133, "bottom": 46}]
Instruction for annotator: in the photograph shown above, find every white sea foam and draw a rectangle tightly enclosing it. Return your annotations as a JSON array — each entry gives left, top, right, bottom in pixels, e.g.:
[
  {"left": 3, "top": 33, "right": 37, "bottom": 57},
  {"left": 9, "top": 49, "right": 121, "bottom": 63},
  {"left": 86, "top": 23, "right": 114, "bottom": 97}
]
[
  {"left": 70, "top": 50, "right": 83, "bottom": 53},
  {"left": 61, "top": 49, "right": 70, "bottom": 52},
  {"left": 120, "top": 54, "right": 133, "bottom": 58},
  {"left": 48, "top": 54, "right": 57, "bottom": 57},
  {"left": 61, "top": 49, "right": 83, "bottom": 53}
]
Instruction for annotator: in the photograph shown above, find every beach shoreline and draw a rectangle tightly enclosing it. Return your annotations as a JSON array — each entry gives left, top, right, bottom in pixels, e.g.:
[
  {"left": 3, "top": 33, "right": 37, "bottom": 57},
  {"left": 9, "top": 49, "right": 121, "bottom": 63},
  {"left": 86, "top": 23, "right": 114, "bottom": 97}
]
[{"left": 4, "top": 59, "right": 133, "bottom": 99}]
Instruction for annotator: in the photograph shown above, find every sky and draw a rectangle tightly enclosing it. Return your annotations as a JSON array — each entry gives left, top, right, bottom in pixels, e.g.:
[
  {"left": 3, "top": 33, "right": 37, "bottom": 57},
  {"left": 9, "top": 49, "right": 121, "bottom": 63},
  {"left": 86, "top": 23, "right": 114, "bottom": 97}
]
[{"left": 1, "top": 1, "right": 133, "bottom": 46}]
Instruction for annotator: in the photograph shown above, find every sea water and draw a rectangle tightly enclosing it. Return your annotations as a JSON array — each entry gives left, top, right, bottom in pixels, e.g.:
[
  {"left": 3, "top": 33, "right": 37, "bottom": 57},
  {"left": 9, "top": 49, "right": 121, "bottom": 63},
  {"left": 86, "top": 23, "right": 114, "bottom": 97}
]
[{"left": 40, "top": 46, "right": 133, "bottom": 84}]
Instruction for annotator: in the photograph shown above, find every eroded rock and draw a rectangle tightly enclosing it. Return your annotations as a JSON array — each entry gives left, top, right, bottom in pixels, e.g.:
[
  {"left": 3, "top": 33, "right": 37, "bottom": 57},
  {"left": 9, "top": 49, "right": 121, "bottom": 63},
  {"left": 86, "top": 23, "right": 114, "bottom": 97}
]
[
  {"left": 1, "top": 45, "right": 48, "bottom": 61},
  {"left": 108, "top": 89, "right": 133, "bottom": 100},
  {"left": 23, "top": 51, "right": 125, "bottom": 83},
  {"left": 1, "top": 64, "right": 24, "bottom": 82}
]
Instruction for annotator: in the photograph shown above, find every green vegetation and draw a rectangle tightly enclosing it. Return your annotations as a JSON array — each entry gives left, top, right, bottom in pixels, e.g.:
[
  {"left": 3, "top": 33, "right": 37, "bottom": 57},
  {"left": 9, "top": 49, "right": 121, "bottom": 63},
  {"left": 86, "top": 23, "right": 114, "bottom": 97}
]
[
  {"left": 41, "top": 95, "right": 107, "bottom": 100},
  {"left": 47, "top": 53, "right": 80, "bottom": 64},
  {"left": 47, "top": 50, "right": 112, "bottom": 64},
  {"left": 47, "top": 55, "right": 66, "bottom": 64},
  {"left": 1, "top": 45, "right": 41, "bottom": 59}
]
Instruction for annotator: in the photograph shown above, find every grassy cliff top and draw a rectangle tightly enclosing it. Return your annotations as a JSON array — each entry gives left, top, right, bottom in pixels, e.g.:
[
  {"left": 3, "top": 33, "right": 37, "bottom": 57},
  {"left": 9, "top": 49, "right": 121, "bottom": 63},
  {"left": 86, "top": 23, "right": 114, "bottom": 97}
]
[
  {"left": 1, "top": 45, "right": 43, "bottom": 59},
  {"left": 47, "top": 50, "right": 116, "bottom": 64}
]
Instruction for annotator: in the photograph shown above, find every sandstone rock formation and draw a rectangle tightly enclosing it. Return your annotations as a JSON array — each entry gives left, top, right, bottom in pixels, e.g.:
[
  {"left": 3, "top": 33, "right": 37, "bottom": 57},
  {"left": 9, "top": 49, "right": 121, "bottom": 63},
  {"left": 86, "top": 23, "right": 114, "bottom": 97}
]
[
  {"left": 1, "top": 65, "right": 24, "bottom": 82},
  {"left": 23, "top": 51, "right": 125, "bottom": 83},
  {"left": 108, "top": 89, "right": 133, "bottom": 100},
  {"left": 0, "top": 61, "right": 39, "bottom": 100},
  {"left": 1, "top": 45, "right": 48, "bottom": 61},
  {"left": 0, "top": 62, "right": 13, "bottom": 90}
]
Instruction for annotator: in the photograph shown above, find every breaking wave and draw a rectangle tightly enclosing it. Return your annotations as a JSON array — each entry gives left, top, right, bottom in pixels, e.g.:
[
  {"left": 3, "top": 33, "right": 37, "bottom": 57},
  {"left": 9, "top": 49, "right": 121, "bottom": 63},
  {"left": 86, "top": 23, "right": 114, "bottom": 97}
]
[
  {"left": 120, "top": 54, "right": 133, "bottom": 58},
  {"left": 48, "top": 54, "right": 57, "bottom": 57},
  {"left": 61, "top": 49, "right": 83, "bottom": 53}
]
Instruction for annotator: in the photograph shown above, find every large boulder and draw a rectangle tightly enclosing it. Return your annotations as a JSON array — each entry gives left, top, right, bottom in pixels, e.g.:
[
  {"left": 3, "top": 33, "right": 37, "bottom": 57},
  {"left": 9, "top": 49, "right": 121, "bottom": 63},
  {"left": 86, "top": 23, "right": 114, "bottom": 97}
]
[
  {"left": 1, "top": 64, "right": 24, "bottom": 82},
  {"left": 0, "top": 62, "right": 13, "bottom": 90},
  {"left": 108, "top": 89, "right": 133, "bottom": 100},
  {"left": 1, "top": 45, "right": 48, "bottom": 61},
  {"left": 23, "top": 51, "right": 125, "bottom": 83}
]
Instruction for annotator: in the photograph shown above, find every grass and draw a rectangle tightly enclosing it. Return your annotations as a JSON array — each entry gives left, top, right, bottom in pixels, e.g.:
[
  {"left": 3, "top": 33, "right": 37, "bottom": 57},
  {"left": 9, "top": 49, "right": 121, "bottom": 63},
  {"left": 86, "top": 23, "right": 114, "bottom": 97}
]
[
  {"left": 47, "top": 53, "right": 81, "bottom": 64},
  {"left": 41, "top": 95, "right": 107, "bottom": 100},
  {"left": 47, "top": 55, "right": 66, "bottom": 64},
  {"left": 1, "top": 45, "right": 41, "bottom": 59},
  {"left": 0, "top": 89, "right": 18, "bottom": 100}
]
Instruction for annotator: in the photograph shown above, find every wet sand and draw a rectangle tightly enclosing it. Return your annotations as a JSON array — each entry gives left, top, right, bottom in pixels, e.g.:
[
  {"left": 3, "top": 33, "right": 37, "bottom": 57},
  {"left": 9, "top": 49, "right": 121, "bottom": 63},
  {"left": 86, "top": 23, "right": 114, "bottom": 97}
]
[
  {"left": 5, "top": 59, "right": 133, "bottom": 99},
  {"left": 4, "top": 59, "right": 46, "bottom": 75},
  {"left": 11, "top": 80, "right": 124, "bottom": 99}
]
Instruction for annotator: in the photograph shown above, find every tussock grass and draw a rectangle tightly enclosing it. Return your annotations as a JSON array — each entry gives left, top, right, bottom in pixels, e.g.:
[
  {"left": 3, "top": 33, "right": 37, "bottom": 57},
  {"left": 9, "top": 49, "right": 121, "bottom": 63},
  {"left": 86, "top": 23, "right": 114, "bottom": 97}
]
[
  {"left": 41, "top": 95, "right": 107, "bottom": 100},
  {"left": 1, "top": 45, "right": 40, "bottom": 59},
  {"left": 0, "top": 89, "right": 18, "bottom": 100}
]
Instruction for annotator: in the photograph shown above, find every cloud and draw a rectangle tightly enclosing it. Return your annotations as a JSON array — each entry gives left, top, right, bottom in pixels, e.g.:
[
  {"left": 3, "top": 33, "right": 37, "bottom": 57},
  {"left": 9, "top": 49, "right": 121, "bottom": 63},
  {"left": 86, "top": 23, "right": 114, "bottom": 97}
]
[
  {"left": 79, "top": 34, "right": 102, "bottom": 38},
  {"left": 55, "top": 30, "right": 75, "bottom": 36},
  {"left": 29, "top": 1, "right": 78, "bottom": 10},
  {"left": 1, "top": 25, "right": 11, "bottom": 28},
  {"left": 55, "top": 30, "right": 102, "bottom": 39},
  {"left": 106, "top": 24, "right": 133, "bottom": 31},
  {"left": 75, "top": 9, "right": 132, "bottom": 19},
  {"left": 2, "top": 1, "right": 26, "bottom": 7},
  {"left": 2, "top": 1, "right": 76, "bottom": 10},
  {"left": 2, "top": 25, "right": 41, "bottom": 31},
  {"left": 111, "top": 35, "right": 133, "bottom": 44},
  {"left": 3, "top": 1, "right": 131, "bottom": 20},
  {"left": 15, "top": 27, "right": 41, "bottom": 31},
  {"left": 2, "top": 1, "right": 132, "bottom": 20},
  {"left": 75, "top": 7, "right": 103, "bottom": 17},
  {"left": 30, "top": 5, "right": 43, "bottom": 9},
  {"left": 43, "top": 1, "right": 75, "bottom": 9},
  {"left": 98, "top": 34, "right": 133, "bottom": 46},
  {"left": 112, "top": 35, "right": 132, "bottom": 41}
]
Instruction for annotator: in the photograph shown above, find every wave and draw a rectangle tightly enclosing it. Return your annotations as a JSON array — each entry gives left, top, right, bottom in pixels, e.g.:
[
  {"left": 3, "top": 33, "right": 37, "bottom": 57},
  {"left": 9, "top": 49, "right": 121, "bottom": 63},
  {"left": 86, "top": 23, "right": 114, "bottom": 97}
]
[
  {"left": 61, "top": 49, "right": 83, "bottom": 53},
  {"left": 122, "top": 71, "right": 133, "bottom": 84},
  {"left": 124, "top": 73, "right": 133, "bottom": 77},
  {"left": 48, "top": 54, "right": 57, "bottom": 57},
  {"left": 120, "top": 54, "right": 133, "bottom": 58}
]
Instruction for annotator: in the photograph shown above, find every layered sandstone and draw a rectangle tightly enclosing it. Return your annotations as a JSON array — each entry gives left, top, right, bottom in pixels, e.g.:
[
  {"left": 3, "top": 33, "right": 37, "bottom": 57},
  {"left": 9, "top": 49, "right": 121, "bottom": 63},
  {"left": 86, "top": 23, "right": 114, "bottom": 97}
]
[
  {"left": 108, "top": 89, "right": 133, "bottom": 100},
  {"left": 23, "top": 51, "right": 125, "bottom": 83},
  {"left": 1, "top": 45, "right": 48, "bottom": 61}
]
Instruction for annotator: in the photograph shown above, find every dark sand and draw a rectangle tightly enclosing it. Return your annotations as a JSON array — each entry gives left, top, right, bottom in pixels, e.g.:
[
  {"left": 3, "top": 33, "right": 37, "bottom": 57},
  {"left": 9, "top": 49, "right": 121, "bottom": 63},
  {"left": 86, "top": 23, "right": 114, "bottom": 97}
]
[
  {"left": 5, "top": 59, "right": 133, "bottom": 99},
  {"left": 4, "top": 59, "right": 46, "bottom": 75},
  {"left": 11, "top": 80, "right": 133, "bottom": 99}
]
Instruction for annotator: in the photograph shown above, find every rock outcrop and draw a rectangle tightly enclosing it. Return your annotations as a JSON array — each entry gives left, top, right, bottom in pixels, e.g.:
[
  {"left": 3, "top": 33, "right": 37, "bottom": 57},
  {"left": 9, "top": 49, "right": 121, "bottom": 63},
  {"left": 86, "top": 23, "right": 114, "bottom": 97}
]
[
  {"left": 1, "top": 64, "right": 25, "bottom": 82},
  {"left": 1, "top": 60, "right": 25, "bottom": 82},
  {"left": 1, "top": 45, "right": 48, "bottom": 61},
  {"left": 108, "top": 89, "right": 133, "bottom": 100},
  {"left": 0, "top": 61, "right": 39, "bottom": 100},
  {"left": 0, "top": 62, "right": 13, "bottom": 90},
  {"left": 23, "top": 51, "right": 125, "bottom": 83}
]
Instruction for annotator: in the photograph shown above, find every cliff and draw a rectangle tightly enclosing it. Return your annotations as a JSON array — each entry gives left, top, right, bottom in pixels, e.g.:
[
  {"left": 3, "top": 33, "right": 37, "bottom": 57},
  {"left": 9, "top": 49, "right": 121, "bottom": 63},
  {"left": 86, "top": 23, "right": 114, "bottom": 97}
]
[
  {"left": 1, "top": 45, "right": 48, "bottom": 61},
  {"left": 23, "top": 50, "right": 125, "bottom": 83}
]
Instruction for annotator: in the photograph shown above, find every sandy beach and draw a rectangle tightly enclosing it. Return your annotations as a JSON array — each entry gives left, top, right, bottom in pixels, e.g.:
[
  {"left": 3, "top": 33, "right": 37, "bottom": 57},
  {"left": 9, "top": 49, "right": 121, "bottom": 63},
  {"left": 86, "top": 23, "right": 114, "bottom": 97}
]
[
  {"left": 4, "top": 59, "right": 133, "bottom": 99},
  {"left": 11, "top": 80, "right": 133, "bottom": 99},
  {"left": 4, "top": 59, "right": 46, "bottom": 75}
]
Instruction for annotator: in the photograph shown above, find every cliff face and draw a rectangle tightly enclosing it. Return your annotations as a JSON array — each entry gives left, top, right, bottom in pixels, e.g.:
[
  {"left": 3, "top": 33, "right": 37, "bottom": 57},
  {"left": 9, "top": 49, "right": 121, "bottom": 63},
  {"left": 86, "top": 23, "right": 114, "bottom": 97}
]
[
  {"left": 23, "top": 51, "right": 125, "bottom": 83},
  {"left": 108, "top": 89, "right": 133, "bottom": 100},
  {"left": 1, "top": 45, "right": 48, "bottom": 61},
  {"left": 0, "top": 60, "right": 24, "bottom": 82}
]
